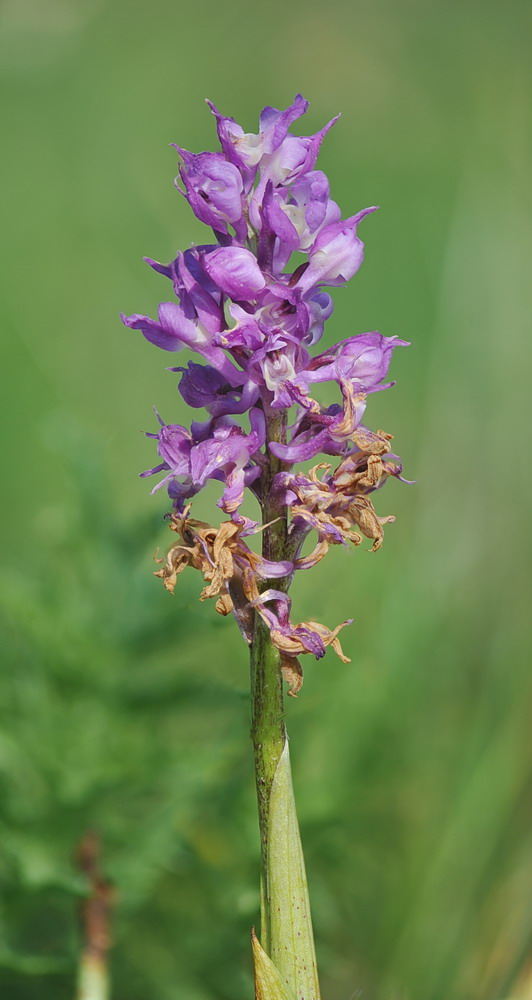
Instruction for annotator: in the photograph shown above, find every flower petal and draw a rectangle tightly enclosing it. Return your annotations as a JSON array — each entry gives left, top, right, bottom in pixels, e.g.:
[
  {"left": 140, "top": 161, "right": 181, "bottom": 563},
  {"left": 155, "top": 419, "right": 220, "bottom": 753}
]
[{"left": 203, "top": 247, "right": 266, "bottom": 301}]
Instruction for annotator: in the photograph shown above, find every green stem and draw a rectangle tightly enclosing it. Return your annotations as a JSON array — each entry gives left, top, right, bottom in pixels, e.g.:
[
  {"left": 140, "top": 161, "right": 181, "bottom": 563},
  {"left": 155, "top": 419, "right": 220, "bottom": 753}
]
[
  {"left": 260, "top": 409, "right": 289, "bottom": 565},
  {"left": 249, "top": 408, "right": 322, "bottom": 998},
  {"left": 250, "top": 619, "right": 286, "bottom": 952},
  {"left": 249, "top": 408, "right": 289, "bottom": 950}
]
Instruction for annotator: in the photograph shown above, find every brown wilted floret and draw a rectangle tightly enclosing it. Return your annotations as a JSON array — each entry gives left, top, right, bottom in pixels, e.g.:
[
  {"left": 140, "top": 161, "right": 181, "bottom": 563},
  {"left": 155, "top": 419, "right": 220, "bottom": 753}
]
[{"left": 154, "top": 509, "right": 263, "bottom": 614}]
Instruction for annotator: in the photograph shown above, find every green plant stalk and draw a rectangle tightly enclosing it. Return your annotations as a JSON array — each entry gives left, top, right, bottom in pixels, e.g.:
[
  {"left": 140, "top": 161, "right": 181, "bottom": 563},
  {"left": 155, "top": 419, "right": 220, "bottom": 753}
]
[
  {"left": 250, "top": 409, "right": 321, "bottom": 1000},
  {"left": 250, "top": 614, "right": 286, "bottom": 954},
  {"left": 250, "top": 409, "right": 289, "bottom": 953}
]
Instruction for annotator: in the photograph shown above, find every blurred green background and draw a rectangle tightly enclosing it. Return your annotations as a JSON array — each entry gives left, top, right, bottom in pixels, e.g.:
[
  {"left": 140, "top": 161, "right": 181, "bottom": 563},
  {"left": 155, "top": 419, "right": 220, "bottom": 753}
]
[{"left": 1, "top": 0, "right": 531, "bottom": 997}]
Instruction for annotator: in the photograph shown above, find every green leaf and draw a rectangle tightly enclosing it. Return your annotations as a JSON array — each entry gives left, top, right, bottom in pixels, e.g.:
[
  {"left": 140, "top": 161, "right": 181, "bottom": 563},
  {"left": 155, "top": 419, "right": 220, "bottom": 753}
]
[
  {"left": 267, "top": 741, "right": 321, "bottom": 1000},
  {"left": 252, "top": 929, "right": 295, "bottom": 1000}
]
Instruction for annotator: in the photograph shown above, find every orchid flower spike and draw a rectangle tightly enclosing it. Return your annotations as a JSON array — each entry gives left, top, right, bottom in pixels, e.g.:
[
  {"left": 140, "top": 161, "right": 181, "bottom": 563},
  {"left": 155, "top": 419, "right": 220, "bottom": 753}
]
[{"left": 122, "top": 96, "right": 410, "bottom": 684}]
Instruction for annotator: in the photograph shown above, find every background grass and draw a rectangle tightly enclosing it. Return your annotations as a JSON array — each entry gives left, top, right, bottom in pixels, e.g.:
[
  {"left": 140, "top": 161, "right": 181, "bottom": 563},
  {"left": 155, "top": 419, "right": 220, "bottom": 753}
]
[{"left": 1, "top": 0, "right": 531, "bottom": 997}]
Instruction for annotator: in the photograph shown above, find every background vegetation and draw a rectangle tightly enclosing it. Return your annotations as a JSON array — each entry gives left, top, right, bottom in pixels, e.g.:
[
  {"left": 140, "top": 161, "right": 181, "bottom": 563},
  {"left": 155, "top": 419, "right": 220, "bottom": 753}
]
[{"left": 1, "top": 0, "right": 531, "bottom": 997}]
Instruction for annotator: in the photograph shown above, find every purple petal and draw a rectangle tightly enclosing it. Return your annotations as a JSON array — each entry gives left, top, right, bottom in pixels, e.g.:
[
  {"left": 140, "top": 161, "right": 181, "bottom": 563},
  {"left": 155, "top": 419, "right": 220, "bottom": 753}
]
[
  {"left": 203, "top": 247, "right": 266, "bottom": 301},
  {"left": 262, "top": 183, "right": 301, "bottom": 249},
  {"left": 269, "top": 428, "right": 331, "bottom": 463},
  {"left": 251, "top": 589, "right": 292, "bottom": 628},
  {"left": 144, "top": 257, "right": 173, "bottom": 279},
  {"left": 177, "top": 362, "right": 235, "bottom": 408},
  {"left": 249, "top": 406, "right": 266, "bottom": 450},
  {"left": 215, "top": 306, "right": 264, "bottom": 351},
  {"left": 258, "top": 94, "right": 309, "bottom": 151},
  {"left": 189, "top": 424, "right": 258, "bottom": 488},
  {"left": 206, "top": 100, "right": 261, "bottom": 181},
  {"left": 139, "top": 461, "right": 166, "bottom": 479},
  {"left": 156, "top": 423, "right": 192, "bottom": 471},
  {"left": 121, "top": 302, "right": 197, "bottom": 352},
  {"left": 293, "top": 625, "right": 327, "bottom": 658},
  {"left": 295, "top": 115, "right": 340, "bottom": 177},
  {"left": 307, "top": 332, "right": 409, "bottom": 386},
  {"left": 175, "top": 250, "right": 224, "bottom": 335},
  {"left": 257, "top": 557, "right": 294, "bottom": 577},
  {"left": 173, "top": 148, "right": 245, "bottom": 237},
  {"left": 296, "top": 207, "right": 378, "bottom": 293},
  {"left": 258, "top": 115, "right": 339, "bottom": 189},
  {"left": 305, "top": 292, "right": 335, "bottom": 345}
]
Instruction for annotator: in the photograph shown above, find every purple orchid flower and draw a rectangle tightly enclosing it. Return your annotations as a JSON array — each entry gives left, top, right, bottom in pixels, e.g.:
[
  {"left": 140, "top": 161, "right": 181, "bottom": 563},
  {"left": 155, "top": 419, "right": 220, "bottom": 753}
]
[
  {"left": 294, "top": 207, "right": 378, "bottom": 294},
  {"left": 297, "top": 332, "right": 410, "bottom": 392},
  {"left": 123, "top": 96, "right": 409, "bottom": 659},
  {"left": 173, "top": 148, "right": 247, "bottom": 241},
  {"left": 121, "top": 302, "right": 241, "bottom": 383},
  {"left": 262, "top": 171, "right": 341, "bottom": 256},
  {"left": 256, "top": 114, "right": 340, "bottom": 192},
  {"left": 142, "top": 409, "right": 265, "bottom": 514},
  {"left": 174, "top": 362, "right": 260, "bottom": 417},
  {"left": 206, "top": 94, "right": 309, "bottom": 181}
]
